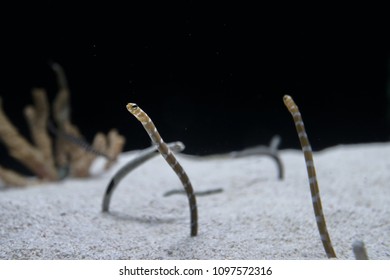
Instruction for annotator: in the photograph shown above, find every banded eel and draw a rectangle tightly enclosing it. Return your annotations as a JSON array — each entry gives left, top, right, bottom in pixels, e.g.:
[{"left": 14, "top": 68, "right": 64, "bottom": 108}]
[
  {"left": 352, "top": 240, "right": 369, "bottom": 260},
  {"left": 102, "top": 142, "right": 185, "bottom": 212},
  {"left": 283, "top": 95, "right": 336, "bottom": 258},
  {"left": 126, "top": 103, "right": 198, "bottom": 237}
]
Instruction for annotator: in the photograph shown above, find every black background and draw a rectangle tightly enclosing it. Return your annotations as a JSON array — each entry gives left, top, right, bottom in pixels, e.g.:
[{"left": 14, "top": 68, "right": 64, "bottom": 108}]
[{"left": 0, "top": 2, "right": 389, "bottom": 174}]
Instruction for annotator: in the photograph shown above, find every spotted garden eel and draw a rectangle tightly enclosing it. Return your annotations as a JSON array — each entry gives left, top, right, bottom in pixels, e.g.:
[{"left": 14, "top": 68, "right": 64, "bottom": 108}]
[
  {"left": 102, "top": 141, "right": 185, "bottom": 212},
  {"left": 352, "top": 240, "right": 369, "bottom": 260},
  {"left": 283, "top": 95, "right": 336, "bottom": 258},
  {"left": 126, "top": 103, "right": 198, "bottom": 237}
]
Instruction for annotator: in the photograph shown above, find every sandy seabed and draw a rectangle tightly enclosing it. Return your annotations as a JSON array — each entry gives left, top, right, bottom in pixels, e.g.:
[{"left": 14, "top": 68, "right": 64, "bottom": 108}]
[{"left": 1, "top": 142, "right": 389, "bottom": 259}]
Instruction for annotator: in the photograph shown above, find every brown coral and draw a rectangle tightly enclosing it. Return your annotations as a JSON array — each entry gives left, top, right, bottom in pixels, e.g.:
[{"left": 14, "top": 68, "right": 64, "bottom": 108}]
[
  {"left": 0, "top": 63, "right": 126, "bottom": 186},
  {"left": 0, "top": 96, "right": 57, "bottom": 181}
]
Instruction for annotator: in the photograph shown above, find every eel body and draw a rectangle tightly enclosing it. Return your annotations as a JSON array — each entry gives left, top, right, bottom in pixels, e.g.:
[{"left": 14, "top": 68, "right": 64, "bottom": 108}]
[
  {"left": 126, "top": 103, "right": 198, "bottom": 236},
  {"left": 283, "top": 95, "right": 336, "bottom": 258}
]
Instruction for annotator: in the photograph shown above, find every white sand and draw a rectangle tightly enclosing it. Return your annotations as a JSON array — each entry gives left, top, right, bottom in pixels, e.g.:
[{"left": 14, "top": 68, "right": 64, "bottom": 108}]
[{"left": 1, "top": 143, "right": 389, "bottom": 259}]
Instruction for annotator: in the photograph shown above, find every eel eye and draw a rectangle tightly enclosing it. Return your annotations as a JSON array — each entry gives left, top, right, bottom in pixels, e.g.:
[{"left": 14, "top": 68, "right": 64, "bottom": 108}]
[{"left": 132, "top": 104, "right": 138, "bottom": 109}]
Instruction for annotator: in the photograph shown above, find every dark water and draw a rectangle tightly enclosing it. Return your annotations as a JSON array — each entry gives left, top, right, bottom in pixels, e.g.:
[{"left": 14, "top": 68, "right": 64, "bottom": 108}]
[{"left": 0, "top": 3, "right": 388, "bottom": 173}]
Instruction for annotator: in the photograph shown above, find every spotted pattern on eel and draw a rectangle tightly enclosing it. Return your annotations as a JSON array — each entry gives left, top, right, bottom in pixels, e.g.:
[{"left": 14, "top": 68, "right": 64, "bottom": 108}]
[
  {"left": 126, "top": 103, "right": 198, "bottom": 237},
  {"left": 283, "top": 95, "right": 336, "bottom": 258}
]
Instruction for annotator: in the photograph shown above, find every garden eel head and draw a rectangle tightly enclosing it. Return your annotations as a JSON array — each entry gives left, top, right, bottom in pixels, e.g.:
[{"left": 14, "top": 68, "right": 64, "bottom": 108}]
[
  {"left": 126, "top": 103, "right": 149, "bottom": 122},
  {"left": 283, "top": 95, "right": 297, "bottom": 112}
]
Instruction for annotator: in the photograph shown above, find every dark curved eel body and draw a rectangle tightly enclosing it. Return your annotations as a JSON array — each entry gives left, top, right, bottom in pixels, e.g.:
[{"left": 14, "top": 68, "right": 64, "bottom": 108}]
[{"left": 102, "top": 141, "right": 185, "bottom": 212}]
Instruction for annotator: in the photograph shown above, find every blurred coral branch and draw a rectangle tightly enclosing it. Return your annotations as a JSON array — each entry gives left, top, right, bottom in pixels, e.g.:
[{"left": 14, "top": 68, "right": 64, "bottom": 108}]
[
  {"left": 0, "top": 63, "right": 126, "bottom": 186},
  {"left": 0, "top": 96, "right": 57, "bottom": 181}
]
